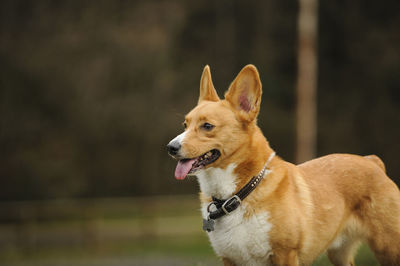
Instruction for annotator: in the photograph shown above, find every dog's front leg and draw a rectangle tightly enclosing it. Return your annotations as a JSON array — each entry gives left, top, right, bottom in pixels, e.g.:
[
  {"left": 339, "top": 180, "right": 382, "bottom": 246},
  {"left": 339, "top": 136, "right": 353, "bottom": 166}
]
[{"left": 269, "top": 249, "right": 299, "bottom": 266}]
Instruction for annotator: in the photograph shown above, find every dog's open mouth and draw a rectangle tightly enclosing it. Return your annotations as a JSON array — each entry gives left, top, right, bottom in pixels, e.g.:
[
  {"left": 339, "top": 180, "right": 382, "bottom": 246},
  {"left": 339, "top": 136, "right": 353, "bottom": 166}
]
[{"left": 175, "top": 149, "right": 221, "bottom": 180}]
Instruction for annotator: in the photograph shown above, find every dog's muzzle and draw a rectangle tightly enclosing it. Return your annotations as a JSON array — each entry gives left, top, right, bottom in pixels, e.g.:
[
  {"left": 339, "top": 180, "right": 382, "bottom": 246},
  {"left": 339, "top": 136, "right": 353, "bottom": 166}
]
[{"left": 167, "top": 141, "right": 181, "bottom": 156}]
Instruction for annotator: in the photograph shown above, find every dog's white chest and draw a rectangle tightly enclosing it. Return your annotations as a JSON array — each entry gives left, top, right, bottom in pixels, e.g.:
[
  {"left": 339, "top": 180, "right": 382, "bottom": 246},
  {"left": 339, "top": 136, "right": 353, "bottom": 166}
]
[
  {"left": 201, "top": 204, "right": 273, "bottom": 266},
  {"left": 197, "top": 165, "right": 273, "bottom": 265}
]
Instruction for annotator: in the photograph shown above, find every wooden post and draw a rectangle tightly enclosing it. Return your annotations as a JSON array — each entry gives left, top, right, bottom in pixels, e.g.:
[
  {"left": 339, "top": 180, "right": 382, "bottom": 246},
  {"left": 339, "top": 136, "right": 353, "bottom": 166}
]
[{"left": 295, "top": 0, "right": 318, "bottom": 163}]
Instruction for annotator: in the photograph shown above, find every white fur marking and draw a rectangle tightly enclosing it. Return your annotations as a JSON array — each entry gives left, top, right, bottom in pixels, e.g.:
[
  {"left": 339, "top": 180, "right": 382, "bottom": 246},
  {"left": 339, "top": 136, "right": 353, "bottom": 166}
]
[
  {"left": 329, "top": 234, "right": 345, "bottom": 249},
  {"left": 197, "top": 164, "right": 273, "bottom": 265},
  {"left": 196, "top": 164, "right": 237, "bottom": 199},
  {"left": 169, "top": 131, "right": 186, "bottom": 146},
  {"left": 202, "top": 203, "right": 273, "bottom": 266}
]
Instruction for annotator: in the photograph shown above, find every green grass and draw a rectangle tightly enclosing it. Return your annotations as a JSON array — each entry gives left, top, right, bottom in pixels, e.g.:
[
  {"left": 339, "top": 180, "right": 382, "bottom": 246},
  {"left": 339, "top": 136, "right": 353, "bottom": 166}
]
[
  {"left": 312, "top": 244, "right": 379, "bottom": 266},
  {"left": 0, "top": 196, "right": 381, "bottom": 265},
  {"left": 0, "top": 196, "right": 218, "bottom": 265}
]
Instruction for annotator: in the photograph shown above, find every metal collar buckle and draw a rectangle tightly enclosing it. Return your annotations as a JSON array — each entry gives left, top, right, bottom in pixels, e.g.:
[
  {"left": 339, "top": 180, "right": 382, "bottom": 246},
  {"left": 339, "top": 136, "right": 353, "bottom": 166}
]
[
  {"left": 221, "top": 195, "right": 241, "bottom": 215},
  {"left": 207, "top": 201, "right": 217, "bottom": 213}
]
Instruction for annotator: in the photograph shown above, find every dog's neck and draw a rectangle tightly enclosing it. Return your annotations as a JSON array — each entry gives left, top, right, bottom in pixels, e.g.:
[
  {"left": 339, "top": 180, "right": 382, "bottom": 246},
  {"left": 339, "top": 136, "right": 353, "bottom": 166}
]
[
  {"left": 196, "top": 163, "right": 238, "bottom": 199},
  {"left": 197, "top": 128, "right": 275, "bottom": 199}
]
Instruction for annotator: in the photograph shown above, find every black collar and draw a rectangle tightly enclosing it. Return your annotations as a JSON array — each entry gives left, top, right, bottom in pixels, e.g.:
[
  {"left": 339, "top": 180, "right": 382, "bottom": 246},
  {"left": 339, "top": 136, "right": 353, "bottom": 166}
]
[{"left": 202, "top": 152, "right": 276, "bottom": 232}]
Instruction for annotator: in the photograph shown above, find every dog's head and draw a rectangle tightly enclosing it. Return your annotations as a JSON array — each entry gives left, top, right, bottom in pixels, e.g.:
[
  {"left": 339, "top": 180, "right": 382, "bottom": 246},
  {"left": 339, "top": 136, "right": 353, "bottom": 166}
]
[{"left": 168, "top": 65, "right": 262, "bottom": 180}]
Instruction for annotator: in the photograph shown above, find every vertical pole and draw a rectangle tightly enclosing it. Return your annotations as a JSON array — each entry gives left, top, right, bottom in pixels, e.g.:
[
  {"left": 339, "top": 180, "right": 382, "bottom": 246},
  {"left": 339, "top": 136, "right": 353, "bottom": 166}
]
[{"left": 296, "top": 0, "right": 318, "bottom": 163}]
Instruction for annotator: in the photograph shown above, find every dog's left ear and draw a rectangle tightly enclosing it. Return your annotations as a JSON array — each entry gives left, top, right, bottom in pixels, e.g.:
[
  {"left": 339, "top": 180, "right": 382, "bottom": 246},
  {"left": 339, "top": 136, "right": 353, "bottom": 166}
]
[
  {"left": 198, "top": 65, "right": 220, "bottom": 103},
  {"left": 225, "top": 65, "right": 262, "bottom": 122}
]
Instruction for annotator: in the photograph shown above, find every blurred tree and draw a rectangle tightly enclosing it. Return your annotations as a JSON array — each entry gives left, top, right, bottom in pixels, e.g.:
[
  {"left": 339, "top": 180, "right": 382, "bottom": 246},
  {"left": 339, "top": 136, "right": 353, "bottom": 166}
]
[
  {"left": 0, "top": 0, "right": 398, "bottom": 201},
  {"left": 295, "top": 0, "right": 318, "bottom": 163}
]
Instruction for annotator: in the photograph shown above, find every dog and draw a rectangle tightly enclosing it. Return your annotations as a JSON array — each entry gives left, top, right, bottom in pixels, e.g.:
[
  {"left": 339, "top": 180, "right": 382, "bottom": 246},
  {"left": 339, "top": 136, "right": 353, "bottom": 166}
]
[{"left": 167, "top": 65, "right": 400, "bottom": 266}]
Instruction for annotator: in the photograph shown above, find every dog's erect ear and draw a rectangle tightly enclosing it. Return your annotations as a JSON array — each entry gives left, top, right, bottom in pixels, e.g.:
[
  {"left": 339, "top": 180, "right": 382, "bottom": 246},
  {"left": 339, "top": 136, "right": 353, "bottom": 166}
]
[
  {"left": 225, "top": 65, "right": 262, "bottom": 122},
  {"left": 198, "top": 65, "right": 220, "bottom": 103}
]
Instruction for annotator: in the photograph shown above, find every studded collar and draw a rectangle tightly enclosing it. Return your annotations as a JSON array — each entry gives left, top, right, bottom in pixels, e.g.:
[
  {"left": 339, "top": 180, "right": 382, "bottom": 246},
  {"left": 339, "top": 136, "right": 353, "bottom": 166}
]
[{"left": 203, "top": 152, "right": 276, "bottom": 232}]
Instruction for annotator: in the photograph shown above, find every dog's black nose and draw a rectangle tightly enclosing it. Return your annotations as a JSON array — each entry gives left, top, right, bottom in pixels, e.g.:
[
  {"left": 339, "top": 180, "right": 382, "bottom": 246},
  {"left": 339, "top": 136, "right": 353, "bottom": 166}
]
[{"left": 167, "top": 142, "right": 181, "bottom": 156}]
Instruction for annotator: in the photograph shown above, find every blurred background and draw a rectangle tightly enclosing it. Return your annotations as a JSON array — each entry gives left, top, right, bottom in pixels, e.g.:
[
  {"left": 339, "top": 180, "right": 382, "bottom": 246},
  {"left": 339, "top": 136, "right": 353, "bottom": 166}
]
[{"left": 0, "top": 0, "right": 399, "bottom": 265}]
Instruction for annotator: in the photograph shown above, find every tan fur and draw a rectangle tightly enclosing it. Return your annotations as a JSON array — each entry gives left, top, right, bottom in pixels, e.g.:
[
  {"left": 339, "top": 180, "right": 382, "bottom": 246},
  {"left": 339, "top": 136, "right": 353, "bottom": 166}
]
[{"left": 179, "top": 65, "right": 400, "bottom": 265}]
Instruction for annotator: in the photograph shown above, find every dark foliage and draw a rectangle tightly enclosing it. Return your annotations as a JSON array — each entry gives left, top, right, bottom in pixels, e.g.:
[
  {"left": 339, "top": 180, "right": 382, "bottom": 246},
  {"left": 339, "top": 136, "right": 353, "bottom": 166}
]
[{"left": 0, "top": 0, "right": 399, "bottom": 201}]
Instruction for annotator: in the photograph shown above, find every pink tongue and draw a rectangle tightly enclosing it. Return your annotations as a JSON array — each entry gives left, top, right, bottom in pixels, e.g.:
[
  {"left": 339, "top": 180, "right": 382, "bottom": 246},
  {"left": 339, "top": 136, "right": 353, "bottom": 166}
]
[{"left": 175, "top": 159, "right": 196, "bottom": 180}]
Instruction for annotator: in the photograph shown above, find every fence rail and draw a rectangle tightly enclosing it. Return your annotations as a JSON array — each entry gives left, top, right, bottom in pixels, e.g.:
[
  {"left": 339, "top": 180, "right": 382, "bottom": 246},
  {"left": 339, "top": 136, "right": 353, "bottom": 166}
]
[{"left": 0, "top": 195, "right": 211, "bottom": 264}]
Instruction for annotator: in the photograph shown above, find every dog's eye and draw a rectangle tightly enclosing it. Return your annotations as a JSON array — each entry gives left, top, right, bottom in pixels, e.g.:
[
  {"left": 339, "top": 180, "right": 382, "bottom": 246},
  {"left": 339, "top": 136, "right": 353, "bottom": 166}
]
[
  {"left": 183, "top": 122, "right": 187, "bottom": 129},
  {"left": 201, "top": 122, "right": 214, "bottom": 131}
]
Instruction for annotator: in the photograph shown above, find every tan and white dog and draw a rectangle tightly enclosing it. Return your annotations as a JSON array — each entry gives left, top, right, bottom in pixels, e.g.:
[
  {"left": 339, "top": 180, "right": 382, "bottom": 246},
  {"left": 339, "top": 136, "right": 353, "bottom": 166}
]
[{"left": 167, "top": 65, "right": 400, "bottom": 266}]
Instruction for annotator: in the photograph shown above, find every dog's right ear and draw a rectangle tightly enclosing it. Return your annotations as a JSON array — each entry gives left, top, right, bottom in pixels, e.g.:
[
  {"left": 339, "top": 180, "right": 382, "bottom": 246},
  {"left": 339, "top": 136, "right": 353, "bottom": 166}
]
[{"left": 198, "top": 65, "right": 220, "bottom": 103}]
